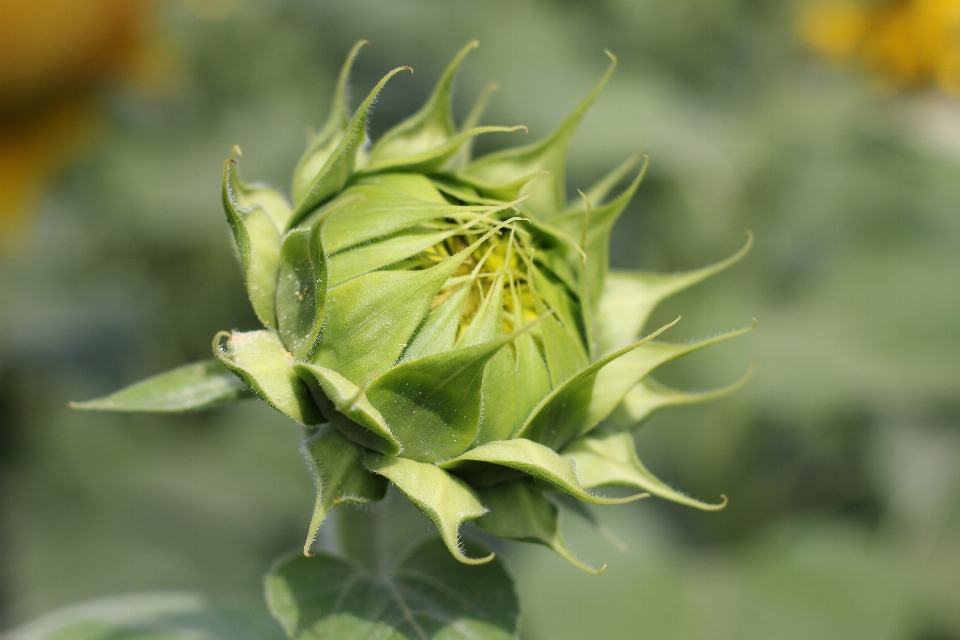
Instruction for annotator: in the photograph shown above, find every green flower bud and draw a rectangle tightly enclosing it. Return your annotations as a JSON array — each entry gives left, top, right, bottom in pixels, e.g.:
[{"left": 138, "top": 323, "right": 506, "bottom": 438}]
[{"left": 74, "top": 41, "right": 754, "bottom": 572}]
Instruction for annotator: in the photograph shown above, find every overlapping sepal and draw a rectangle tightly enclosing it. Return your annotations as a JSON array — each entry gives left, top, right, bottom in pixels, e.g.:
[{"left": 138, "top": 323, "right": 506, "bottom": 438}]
[
  {"left": 213, "top": 330, "right": 323, "bottom": 425},
  {"left": 462, "top": 51, "right": 618, "bottom": 219},
  {"left": 301, "top": 427, "right": 387, "bottom": 556},
  {"left": 222, "top": 152, "right": 288, "bottom": 330},
  {"left": 291, "top": 40, "right": 367, "bottom": 206},
  {"left": 562, "top": 428, "right": 728, "bottom": 510},
  {"left": 290, "top": 64, "right": 412, "bottom": 225},
  {"left": 595, "top": 232, "right": 754, "bottom": 354},
  {"left": 475, "top": 480, "right": 604, "bottom": 574},
  {"left": 364, "top": 453, "right": 494, "bottom": 565}
]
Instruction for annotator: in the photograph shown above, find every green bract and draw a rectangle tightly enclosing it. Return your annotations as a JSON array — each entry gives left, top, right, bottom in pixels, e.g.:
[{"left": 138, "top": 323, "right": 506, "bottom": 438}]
[{"left": 74, "top": 41, "right": 754, "bottom": 572}]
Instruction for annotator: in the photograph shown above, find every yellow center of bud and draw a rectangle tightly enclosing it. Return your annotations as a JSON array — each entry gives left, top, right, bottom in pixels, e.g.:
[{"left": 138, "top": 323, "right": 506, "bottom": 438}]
[{"left": 420, "top": 219, "right": 539, "bottom": 338}]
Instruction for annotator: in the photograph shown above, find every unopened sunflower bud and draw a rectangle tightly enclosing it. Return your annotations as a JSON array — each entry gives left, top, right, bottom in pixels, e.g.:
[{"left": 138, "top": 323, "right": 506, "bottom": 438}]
[{"left": 73, "top": 41, "right": 754, "bottom": 571}]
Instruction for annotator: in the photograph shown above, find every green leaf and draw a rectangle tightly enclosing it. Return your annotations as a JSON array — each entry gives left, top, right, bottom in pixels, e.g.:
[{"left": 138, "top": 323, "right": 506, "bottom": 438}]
[
  {"left": 292, "top": 40, "right": 367, "bottom": 206},
  {"left": 363, "top": 454, "right": 494, "bottom": 565},
  {"left": 365, "top": 330, "right": 521, "bottom": 462},
  {"left": 462, "top": 51, "right": 617, "bottom": 219},
  {"left": 301, "top": 427, "right": 388, "bottom": 557},
  {"left": 309, "top": 240, "right": 475, "bottom": 387},
  {"left": 595, "top": 232, "right": 753, "bottom": 355},
  {"left": 213, "top": 330, "right": 323, "bottom": 425},
  {"left": 368, "top": 41, "right": 478, "bottom": 165},
  {"left": 562, "top": 429, "right": 727, "bottom": 510},
  {"left": 265, "top": 537, "right": 518, "bottom": 640},
  {"left": 475, "top": 481, "right": 601, "bottom": 574},
  {"left": 609, "top": 364, "right": 755, "bottom": 428},
  {"left": 5, "top": 593, "right": 285, "bottom": 640},
  {"left": 222, "top": 156, "right": 284, "bottom": 330},
  {"left": 70, "top": 360, "right": 249, "bottom": 413},
  {"left": 294, "top": 363, "right": 401, "bottom": 456},
  {"left": 440, "top": 438, "right": 645, "bottom": 505},
  {"left": 290, "top": 65, "right": 413, "bottom": 225},
  {"left": 518, "top": 318, "right": 680, "bottom": 449},
  {"left": 275, "top": 225, "right": 326, "bottom": 359}
]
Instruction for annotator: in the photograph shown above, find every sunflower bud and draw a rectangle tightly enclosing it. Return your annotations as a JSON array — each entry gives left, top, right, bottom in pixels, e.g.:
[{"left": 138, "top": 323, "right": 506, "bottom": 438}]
[{"left": 74, "top": 41, "right": 754, "bottom": 572}]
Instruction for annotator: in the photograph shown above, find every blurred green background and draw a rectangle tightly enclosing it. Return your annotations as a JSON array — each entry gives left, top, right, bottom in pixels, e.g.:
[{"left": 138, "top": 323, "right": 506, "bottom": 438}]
[{"left": 2, "top": 0, "right": 959, "bottom": 638}]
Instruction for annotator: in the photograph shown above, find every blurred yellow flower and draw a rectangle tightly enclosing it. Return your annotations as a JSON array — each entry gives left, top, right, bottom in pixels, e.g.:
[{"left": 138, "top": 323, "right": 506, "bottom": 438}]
[
  {"left": 801, "top": 0, "right": 960, "bottom": 93},
  {"left": 0, "top": 0, "right": 176, "bottom": 248}
]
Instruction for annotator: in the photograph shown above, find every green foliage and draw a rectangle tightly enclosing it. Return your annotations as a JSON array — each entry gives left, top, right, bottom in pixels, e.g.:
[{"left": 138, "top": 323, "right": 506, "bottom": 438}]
[
  {"left": 3, "top": 593, "right": 285, "bottom": 640},
  {"left": 69, "top": 361, "right": 249, "bottom": 413},
  {"left": 301, "top": 428, "right": 387, "bottom": 556},
  {"left": 474, "top": 481, "right": 602, "bottom": 574},
  {"left": 364, "top": 454, "right": 493, "bottom": 565},
  {"left": 265, "top": 537, "right": 518, "bottom": 640}
]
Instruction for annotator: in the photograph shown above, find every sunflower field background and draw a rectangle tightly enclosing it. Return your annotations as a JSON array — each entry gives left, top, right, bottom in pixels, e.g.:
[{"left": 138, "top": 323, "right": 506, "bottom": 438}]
[{"left": 1, "top": 1, "right": 958, "bottom": 639}]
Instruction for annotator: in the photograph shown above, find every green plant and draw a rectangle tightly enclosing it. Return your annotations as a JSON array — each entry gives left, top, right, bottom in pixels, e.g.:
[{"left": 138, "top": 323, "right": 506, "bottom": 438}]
[{"left": 32, "top": 41, "right": 752, "bottom": 639}]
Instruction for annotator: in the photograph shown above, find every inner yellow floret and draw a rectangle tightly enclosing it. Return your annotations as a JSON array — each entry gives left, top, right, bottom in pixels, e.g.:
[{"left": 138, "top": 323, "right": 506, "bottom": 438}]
[{"left": 421, "top": 220, "right": 540, "bottom": 338}]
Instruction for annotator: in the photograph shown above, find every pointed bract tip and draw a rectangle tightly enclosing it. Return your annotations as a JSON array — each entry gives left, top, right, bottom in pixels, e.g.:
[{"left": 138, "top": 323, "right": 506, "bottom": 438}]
[
  {"left": 214, "top": 331, "right": 232, "bottom": 355},
  {"left": 603, "top": 49, "right": 618, "bottom": 65},
  {"left": 230, "top": 145, "right": 242, "bottom": 161},
  {"left": 568, "top": 553, "right": 607, "bottom": 575},
  {"left": 695, "top": 494, "right": 730, "bottom": 511},
  {"left": 458, "top": 549, "right": 496, "bottom": 565},
  {"left": 450, "top": 40, "right": 480, "bottom": 65}
]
